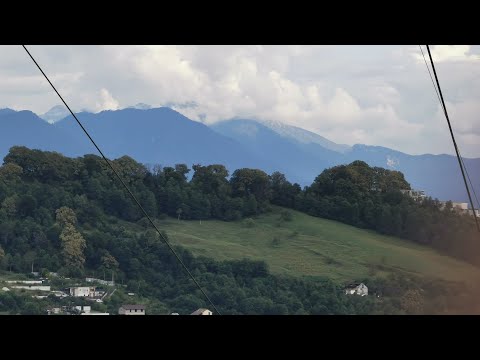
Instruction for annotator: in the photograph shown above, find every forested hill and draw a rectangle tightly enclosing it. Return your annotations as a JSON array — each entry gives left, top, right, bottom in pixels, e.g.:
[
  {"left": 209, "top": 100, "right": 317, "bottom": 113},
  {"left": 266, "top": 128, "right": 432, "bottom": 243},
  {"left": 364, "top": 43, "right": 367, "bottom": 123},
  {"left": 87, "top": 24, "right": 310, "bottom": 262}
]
[{"left": 0, "top": 146, "right": 479, "bottom": 314}]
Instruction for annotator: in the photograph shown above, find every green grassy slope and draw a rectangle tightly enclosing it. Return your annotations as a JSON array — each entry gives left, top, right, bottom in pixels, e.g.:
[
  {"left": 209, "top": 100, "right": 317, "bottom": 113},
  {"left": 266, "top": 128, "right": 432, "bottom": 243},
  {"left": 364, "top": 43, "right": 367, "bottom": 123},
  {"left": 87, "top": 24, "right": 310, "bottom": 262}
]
[{"left": 153, "top": 206, "right": 480, "bottom": 283}]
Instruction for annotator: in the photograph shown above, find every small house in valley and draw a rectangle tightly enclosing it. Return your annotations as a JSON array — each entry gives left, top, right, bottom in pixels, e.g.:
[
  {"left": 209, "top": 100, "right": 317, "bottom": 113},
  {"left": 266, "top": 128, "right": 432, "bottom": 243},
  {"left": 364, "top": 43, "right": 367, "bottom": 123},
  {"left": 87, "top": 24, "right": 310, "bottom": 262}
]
[
  {"left": 345, "top": 283, "right": 368, "bottom": 296},
  {"left": 118, "top": 304, "right": 146, "bottom": 315},
  {"left": 191, "top": 308, "right": 213, "bottom": 315}
]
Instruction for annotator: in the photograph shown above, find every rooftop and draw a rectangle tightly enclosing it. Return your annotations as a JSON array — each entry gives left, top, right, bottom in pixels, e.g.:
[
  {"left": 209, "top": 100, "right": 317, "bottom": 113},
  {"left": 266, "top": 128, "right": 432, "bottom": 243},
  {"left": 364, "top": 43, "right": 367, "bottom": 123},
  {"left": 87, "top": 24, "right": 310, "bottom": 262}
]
[
  {"left": 121, "top": 304, "right": 146, "bottom": 311},
  {"left": 191, "top": 308, "right": 211, "bottom": 315}
]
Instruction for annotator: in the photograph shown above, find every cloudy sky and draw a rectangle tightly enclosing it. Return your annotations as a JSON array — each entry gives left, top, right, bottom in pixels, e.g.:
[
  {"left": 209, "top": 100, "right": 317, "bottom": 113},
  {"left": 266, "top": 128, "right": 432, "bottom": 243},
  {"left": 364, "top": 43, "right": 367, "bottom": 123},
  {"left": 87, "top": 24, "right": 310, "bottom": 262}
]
[{"left": 1, "top": 45, "right": 479, "bottom": 157}]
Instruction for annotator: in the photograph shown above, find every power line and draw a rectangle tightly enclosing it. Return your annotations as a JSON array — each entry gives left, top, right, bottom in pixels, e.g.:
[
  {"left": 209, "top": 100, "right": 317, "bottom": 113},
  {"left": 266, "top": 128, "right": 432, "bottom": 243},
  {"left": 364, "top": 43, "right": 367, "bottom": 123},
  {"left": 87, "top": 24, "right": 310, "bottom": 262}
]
[
  {"left": 419, "top": 45, "right": 480, "bottom": 211},
  {"left": 22, "top": 45, "right": 221, "bottom": 314},
  {"left": 425, "top": 45, "right": 480, "bottom": 231},
  {"left": 418, "top": 46, "right": 480, "bottom": 211}
]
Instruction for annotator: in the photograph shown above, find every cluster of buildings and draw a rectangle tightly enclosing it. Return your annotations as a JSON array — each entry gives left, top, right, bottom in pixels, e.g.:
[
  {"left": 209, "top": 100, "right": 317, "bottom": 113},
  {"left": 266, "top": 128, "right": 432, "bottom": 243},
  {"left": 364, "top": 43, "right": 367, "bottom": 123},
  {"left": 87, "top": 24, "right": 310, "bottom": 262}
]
[{"left": 438, "top": 201, "right": 480, "bottom": 217}]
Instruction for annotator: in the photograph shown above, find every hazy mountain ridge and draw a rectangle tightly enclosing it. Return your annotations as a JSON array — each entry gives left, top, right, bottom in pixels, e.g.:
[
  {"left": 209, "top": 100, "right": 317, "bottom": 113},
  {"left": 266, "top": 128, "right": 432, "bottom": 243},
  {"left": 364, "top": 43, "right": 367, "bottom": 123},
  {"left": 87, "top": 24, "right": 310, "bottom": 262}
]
[{"left": 1, "top": 107, "right": 478, "bottom": 203}]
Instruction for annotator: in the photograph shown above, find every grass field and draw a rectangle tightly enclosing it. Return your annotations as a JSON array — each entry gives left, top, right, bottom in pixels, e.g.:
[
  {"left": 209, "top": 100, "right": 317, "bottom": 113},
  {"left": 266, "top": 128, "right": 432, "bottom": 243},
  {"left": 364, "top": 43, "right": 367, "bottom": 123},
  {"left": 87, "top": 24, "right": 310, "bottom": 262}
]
[{"left": 152, "top": 206, "right": 480, "bottom": 284}]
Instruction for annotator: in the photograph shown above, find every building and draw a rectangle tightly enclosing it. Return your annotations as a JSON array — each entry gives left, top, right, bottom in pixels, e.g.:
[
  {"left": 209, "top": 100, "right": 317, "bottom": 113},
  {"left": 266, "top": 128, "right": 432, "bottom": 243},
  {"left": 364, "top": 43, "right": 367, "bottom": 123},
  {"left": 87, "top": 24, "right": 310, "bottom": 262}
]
[
  {"left": 440, "top": 201, "right": 479, "bottom": 217},
  {"left": 47, "top": 307, "right": 62, "bottom": 315},
  {"left": 118, "top": 305, "right": 146, "bottom": 315},
  {"left": 345, "top": 283, "right": 368, "bottom": 296},
  {"left": 11, "top": 285, "right": 51, "bottom": 291},
  {"left": 7, "top": 280, "right": 43, "bottom": 285},
  {"left": 190, "top": 308, "right": 213, "bottom": 315},
  {"left": 400, "top": 189, "right": 426, "bottom": 202},
  {"left": 69, "top": 286, "right": 95, "bottom": 297},
  {"left": 74, "top": 305, "right": 91, "bottom": 314},
  {"left": 85, "top": 277, "right": 115, "bottom": 286},
  {"left": 81, "top": 312, "right": 110, "bottom": 315}
]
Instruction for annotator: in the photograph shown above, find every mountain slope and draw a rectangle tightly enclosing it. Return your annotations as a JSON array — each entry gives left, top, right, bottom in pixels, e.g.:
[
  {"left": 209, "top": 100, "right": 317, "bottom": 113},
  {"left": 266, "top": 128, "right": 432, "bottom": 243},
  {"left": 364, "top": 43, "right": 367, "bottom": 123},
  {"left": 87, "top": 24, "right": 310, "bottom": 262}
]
[
  {"left": 211, "top": 119, "right": 344, "bottom": 184},
  {"left": 39, "top": 105, "right": 70, "bottom": 124},
  {"left": 211, "top": 119, "right": 480, "bottom": 202},
  {"left": 0, "top": 108, "right": 90, "bottom": 158},
  {"left": 259, "top": 119, "right": 351, "bottom": 153},
  {"left": 54, "top": 107, "right": 265, "bottom": 171},
  {"left": 2, "top": 107, "right": 478, "bottom": 203}
]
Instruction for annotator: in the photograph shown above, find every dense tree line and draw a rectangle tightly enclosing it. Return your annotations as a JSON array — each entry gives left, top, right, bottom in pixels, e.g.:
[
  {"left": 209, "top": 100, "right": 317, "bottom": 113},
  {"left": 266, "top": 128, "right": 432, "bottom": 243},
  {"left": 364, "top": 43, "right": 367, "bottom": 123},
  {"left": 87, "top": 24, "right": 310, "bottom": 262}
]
[{"left": 0, "top": 146, "right": 479, "bottom": 314}]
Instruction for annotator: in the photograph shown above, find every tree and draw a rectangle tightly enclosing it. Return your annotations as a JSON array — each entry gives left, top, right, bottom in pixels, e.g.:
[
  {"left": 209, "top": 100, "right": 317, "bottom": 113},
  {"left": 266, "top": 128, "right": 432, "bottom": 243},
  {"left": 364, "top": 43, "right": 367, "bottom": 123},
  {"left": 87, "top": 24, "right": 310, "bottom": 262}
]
[
  {"left": 230, "top": 168, "right": 270, "bottom": 203},
  {"left": 56, "top": 207, "right": 86, "bottom": 270},
  {"left": 1, "top": 195, "right": 18, "bottom": 217},
  {"left": 0, "top": 162, "right": 23, "bottom": 181},
  {"left": 56, "top": 206, "right": 77, "bottom": 227},
  {"left": 60, "top": 224, "right": 87, "bottom": 269},
  {"left": 101, "top": 253, "right": 119, "bottom": 270},
  {"left": 0, "top": 246, "right": 5, "bottom": 269}
]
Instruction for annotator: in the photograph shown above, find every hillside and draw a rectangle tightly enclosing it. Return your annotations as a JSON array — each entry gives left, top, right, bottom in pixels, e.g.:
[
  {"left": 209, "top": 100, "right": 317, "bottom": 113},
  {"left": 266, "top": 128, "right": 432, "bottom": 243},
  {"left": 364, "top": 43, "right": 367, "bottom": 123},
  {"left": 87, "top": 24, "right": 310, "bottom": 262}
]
[
  {"left": 2, "top": 147, "right": 480, "bottom": 314},
  {"left": 156, "top": 206, "right": 480, "bottom": 284}
]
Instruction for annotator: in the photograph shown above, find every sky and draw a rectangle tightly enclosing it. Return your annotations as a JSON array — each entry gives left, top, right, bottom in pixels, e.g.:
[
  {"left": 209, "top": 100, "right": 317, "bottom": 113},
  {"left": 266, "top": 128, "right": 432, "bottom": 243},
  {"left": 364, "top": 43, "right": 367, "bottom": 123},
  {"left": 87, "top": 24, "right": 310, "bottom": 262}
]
[{"left": 1, "top": 45, "right": 479, "bottom": 157}]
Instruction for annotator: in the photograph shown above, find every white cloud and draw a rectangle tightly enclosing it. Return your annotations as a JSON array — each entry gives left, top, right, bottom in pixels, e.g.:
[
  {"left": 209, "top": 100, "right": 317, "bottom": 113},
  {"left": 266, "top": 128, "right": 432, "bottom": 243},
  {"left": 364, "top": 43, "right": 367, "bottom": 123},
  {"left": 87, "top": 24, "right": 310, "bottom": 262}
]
[
  {"left": 414, "top": 45, "right": 480, "bottom": 63},
  {"left": 95, "top": 88, "right": 120, "bottom": 111},
  {"left": 0, "top": 45, "right": 479, "bottom": 157}
]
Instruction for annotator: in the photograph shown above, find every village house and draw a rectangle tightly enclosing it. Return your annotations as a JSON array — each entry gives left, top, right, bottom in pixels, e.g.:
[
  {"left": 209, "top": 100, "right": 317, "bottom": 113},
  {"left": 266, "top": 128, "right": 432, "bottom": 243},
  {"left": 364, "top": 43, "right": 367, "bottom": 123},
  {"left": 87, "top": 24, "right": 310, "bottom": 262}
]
[
  {"left": 68, "top": 286, "right": 96, "bottom": 297},
  {"left": 73, "top": 305, "right": 91, "bottom": 314},
  {"left": 400, "top": 189, "right": 426, "bottom": 202},
  {"left": 118, "top": 304, "right": 146, "bottom": 315},
  {"left": 439, "top": 201, "right": 479, "bottom": 217},
  {"left": 345, "top": 283, "right": 368, "bottom": 296},
  {"left": 190, "top": 308, "right": 213, "bottom": 315}
]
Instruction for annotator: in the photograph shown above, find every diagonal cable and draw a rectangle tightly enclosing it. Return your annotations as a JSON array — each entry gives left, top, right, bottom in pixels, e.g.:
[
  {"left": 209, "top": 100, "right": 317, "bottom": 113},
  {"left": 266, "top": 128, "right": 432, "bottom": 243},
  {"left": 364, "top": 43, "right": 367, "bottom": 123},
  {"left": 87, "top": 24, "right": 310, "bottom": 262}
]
[
  {"left": 425, "top": 45, "right": 480, "bottom": 231},
  {"left": 418, "top": 45, "right": 480, "bottom": 210},
  {"left": 22, "top": 45, "right": 221, "bottom": 314}
]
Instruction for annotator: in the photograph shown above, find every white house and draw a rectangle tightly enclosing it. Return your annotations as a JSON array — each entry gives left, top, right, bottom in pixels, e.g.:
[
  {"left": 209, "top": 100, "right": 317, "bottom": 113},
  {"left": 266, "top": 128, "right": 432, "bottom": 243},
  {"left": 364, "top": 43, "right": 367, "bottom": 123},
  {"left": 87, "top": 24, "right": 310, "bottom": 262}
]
[
  {"left": 345, "top": 283, "right": 368, "bottom": 296},
  {"left": 69, "top": 286, "right": 95, "bottom": 297},
  {"left": 74, "top": 305, "right": 91, "bottom": 314},
  {"left": 190, "top": 308, "right": 213, "bottom": 315},
  {"left": 118, "top": 304, "right": 146, "bottom": 315}
]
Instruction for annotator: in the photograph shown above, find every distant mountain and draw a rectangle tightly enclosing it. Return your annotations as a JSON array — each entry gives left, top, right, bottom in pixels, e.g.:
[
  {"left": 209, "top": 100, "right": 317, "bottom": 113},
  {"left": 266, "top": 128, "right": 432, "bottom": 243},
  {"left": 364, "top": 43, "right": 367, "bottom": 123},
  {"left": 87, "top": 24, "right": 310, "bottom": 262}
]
[
  {"left": 258, "top": 119, "right": 351, "bottom": 153},
  {"left": 211, "top": 119, "right": 480, "bottom": 202},
  {"left": 39, "top": 105, "right": 70, "bottom": 124},
  {"left": 211, "top": 119, "right": 344, "bottom": 184},
  {"left": 1, "top": 107, "right": 478, "bottom": 203},
  {"left": 0, "top": 108, "right": 90, "bottom": 158},
  {"left": 53, "top": 107, "right": 265, "bottom": 171}
]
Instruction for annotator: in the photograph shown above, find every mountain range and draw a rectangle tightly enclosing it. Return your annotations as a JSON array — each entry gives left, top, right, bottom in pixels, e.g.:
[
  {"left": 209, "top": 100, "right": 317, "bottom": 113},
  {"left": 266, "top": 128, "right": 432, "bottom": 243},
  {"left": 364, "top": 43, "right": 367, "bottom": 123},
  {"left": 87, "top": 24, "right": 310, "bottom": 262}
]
[{"left": 1, "top": 105, "right": 479, "bottom": 204}]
